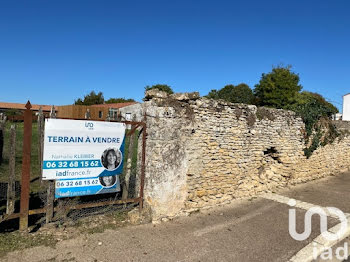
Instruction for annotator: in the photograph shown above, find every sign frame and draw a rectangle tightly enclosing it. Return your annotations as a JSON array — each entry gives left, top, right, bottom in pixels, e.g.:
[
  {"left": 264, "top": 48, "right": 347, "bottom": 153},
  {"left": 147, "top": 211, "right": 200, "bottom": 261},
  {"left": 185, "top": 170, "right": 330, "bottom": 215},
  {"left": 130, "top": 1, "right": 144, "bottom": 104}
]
[{"left": 42, "top": 116, "right": 146, "bottom": 210}]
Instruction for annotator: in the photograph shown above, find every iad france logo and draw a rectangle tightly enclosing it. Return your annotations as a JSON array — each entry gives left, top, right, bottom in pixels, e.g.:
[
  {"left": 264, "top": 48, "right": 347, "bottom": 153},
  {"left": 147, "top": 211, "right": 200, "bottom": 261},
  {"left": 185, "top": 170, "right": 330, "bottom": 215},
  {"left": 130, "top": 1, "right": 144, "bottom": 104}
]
[
  {"left": 288, "top": 198, "right": 349, "bottom": 260},
  {"left": 85, "top": 122, "right": 94, "bottom": 130}
]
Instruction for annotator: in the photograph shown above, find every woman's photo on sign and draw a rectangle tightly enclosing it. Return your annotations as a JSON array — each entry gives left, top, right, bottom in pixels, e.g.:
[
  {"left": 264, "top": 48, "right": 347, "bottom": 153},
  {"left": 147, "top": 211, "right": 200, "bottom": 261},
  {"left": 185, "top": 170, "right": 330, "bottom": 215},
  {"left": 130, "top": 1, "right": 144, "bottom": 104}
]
[
  {"left": 99, "top": 175, "right": 117, "bottom": 187},
  {"left": 101, "top": 148, "right": 122, "bottom": 171}
]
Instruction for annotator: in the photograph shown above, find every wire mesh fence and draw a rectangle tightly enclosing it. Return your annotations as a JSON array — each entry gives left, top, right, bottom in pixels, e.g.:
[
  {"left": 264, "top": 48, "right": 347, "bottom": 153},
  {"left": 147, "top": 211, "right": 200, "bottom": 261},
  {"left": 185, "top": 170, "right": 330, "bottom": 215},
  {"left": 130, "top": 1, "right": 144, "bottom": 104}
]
[{"left": 0, "top": 107, "right": 145, "bottom": 232}]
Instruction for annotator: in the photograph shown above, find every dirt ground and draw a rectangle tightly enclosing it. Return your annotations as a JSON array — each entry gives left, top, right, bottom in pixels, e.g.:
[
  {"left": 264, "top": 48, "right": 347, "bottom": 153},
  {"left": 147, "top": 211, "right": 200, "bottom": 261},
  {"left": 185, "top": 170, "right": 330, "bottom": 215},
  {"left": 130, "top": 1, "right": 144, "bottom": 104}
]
[{"left": 2, "top": 173, "right": 350, "bottom": 262}]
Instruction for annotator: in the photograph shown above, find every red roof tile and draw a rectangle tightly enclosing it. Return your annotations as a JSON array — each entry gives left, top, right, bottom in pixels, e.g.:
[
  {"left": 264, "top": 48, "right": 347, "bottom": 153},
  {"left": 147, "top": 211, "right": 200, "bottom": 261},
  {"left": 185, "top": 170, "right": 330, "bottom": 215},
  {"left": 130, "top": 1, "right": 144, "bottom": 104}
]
[
  {"left": 0, "top": 102, "right": 52, "bottom": 112},
  {"left": 0, "top": 101, "right": 138, "bottom": 112}
]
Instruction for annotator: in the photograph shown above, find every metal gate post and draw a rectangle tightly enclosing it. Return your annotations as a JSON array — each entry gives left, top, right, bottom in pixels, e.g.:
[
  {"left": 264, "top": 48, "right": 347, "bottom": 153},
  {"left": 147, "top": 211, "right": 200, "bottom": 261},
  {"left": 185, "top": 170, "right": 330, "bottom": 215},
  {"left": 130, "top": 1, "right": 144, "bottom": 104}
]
[{"left": 19, "top": 101, "right": 32, "bottom": 231}]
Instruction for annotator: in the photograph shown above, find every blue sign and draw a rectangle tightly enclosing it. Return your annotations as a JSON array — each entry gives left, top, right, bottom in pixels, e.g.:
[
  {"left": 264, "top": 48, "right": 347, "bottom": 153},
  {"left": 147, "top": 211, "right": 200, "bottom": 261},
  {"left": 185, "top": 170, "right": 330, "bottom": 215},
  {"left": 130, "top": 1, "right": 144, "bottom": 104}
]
[{"left": 42, "top": 119, "right": 126, "bottom": 198}]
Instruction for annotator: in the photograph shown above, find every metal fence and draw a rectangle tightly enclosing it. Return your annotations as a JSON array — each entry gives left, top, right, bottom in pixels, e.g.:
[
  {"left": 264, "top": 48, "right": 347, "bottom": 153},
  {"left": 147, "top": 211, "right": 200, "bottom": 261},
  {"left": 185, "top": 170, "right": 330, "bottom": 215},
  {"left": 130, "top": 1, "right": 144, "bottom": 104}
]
[{"left": 0, "top": 101, "right": 146, "bottom": 232}]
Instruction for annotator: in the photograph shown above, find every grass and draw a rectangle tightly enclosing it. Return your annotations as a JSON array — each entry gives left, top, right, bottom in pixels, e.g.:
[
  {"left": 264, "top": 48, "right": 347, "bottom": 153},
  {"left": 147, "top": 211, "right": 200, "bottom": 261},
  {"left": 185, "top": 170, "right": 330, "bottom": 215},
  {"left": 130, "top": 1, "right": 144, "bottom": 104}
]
[
  {"left": 0, "top": 121, "right": 42, "bottom": 192},
  {"left": 0, "top": 122, "right": 25, "bottom": 182},
  {"left": 0, "top": 120, "right": 140, "bottom": 229},
  {"left": 122, "top": 129, "right": 139, "bottom": 171},
  {"left": 120, "top": 129, "right": 140, "bottom": 197},
  {"left": 0, "top": 207, "right": 132, "bottom": 257},
  {"left": 0, "top": 231, "right": 57, "bottom": 257},
  {"left": 0, "top": 121, "right": 140, "bottom": 194}
]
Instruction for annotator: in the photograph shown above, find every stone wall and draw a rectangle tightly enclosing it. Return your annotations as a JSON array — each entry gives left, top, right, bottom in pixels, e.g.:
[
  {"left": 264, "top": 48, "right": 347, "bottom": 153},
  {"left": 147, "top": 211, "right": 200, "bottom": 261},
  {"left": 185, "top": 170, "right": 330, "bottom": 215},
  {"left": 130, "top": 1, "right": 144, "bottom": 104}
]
[
  {"left": 141, "top": 92, "right": 350, "bottom": 221},
  {"left": 333, "top": 120, "right": 350, "bottom": 131}
]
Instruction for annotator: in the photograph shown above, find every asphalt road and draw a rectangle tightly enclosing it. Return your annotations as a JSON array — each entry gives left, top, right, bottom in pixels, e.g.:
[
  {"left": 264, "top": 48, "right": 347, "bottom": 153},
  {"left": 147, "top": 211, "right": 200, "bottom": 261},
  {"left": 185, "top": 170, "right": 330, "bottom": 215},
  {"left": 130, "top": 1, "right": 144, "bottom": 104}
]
[{"left": 3, "top": 172, "right": 350, "bottom": 262}]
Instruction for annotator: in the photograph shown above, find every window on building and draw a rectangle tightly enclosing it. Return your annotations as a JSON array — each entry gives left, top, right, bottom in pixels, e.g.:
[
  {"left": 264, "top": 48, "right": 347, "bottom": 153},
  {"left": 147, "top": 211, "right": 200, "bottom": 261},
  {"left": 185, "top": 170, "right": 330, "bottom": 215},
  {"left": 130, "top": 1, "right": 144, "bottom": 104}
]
[
  {"left": 108, "top": 108, "right": 118, "bottom": 119},
  {"left": 125, "top": 113, "right": 132, "bottom": 121},
  {"left": 99, "top": 111, "right": 103, "bottom": 118}
]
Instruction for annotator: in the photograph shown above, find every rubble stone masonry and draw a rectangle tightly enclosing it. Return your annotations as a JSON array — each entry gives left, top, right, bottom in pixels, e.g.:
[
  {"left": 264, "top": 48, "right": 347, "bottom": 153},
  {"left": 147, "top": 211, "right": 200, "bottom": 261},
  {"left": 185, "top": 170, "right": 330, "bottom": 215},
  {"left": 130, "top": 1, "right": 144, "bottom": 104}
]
[{"left": 141, "top": 91, "right": 350, "bottom": 221}]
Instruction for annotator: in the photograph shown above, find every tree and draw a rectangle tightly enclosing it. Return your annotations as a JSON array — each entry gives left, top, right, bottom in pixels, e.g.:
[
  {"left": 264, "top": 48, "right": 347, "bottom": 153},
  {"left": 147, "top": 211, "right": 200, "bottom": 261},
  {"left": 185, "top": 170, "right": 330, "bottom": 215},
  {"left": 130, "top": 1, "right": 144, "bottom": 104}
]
[
  {"left": 105, "top": 98, "right": 135, "bottom": 104},
  {"left": 254, "top": 65, "right": 302, "bottom": 109},
  {"left": 74, "top": 91, "right": 104, "bottom": 105},
  {"left": 219, "top": 83, "right": 254, "bottom": 104},
  {"left": 145, "top": 84, "right": 174, "bottom": 94},
  {"left": 205, "top": 83, "right": 254, "bottom": 104}
]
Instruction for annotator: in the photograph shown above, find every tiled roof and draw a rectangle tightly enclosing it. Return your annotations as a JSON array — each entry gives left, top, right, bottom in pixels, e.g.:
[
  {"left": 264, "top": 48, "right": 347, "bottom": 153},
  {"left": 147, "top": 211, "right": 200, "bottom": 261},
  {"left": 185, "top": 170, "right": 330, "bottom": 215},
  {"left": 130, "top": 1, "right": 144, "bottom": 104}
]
[
  {"left": 90, "top": 102, "right": 138, "bottom": 109},
  {"left": 0, "top": 102, "right": 52, "bottom": 111},
  {"left": 0, "top": 101, "right": 139, "bottom": 112}
]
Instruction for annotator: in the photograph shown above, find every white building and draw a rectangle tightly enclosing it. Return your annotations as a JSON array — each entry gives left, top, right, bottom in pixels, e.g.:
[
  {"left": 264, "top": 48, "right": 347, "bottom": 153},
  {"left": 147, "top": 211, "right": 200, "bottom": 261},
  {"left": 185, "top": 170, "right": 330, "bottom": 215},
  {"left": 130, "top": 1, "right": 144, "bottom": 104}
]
[
  {"left": 118, "top": 103, "right": 143, "bottom": 122},
  {"left": 343, "top": 93, "right": 350, "bottom": 121},
  {"left": 332, "top": 113, "right": 342, "bottom": 121}
]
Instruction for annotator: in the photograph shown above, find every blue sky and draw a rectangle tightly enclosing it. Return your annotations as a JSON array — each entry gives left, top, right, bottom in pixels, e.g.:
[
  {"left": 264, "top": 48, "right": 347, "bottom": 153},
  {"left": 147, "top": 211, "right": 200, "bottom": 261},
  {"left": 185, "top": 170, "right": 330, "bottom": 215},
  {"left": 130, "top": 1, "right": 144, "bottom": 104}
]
[{"left": 0, "top": 0, "right": 349, "bottom": 110}]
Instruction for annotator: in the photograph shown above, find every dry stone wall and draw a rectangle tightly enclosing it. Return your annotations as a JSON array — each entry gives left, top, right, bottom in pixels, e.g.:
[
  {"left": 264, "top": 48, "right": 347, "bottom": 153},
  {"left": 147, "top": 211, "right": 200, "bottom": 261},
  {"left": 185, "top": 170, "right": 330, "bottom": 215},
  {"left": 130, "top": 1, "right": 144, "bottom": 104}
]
[{"left": 141, "top": 92, "right": 350, "bottom": 221}]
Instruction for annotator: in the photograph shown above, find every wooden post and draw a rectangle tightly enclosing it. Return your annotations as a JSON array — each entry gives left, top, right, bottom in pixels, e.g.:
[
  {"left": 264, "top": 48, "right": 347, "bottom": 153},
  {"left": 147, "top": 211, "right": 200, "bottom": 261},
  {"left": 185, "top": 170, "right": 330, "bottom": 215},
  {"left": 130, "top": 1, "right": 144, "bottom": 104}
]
[
  {"left": 46, "top": 106, "right": 55, "bottom": 224},
  {"left": 50, "top": 105, "right": 56, "bottom": 118},
  {"left": 0, "top": 114, "right": 7, "bottom": 165},
  {"left": 46, "top": 182, "right": 54, "bottom": 223},
  {"left": 19, "top": 101, "right": 32, "bottom": 231},
  {"left": 6, "top": 125, "right": 16, "bottom": 215},
  {"left": 37, "top": 107, "right": 44, "bottom": 184}
]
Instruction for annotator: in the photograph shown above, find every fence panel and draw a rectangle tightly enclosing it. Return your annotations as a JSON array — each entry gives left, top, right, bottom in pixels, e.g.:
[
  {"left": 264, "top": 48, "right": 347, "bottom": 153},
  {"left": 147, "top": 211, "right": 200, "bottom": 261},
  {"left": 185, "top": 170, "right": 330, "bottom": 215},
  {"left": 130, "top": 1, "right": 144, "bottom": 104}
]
[{"left": 0, "top": 102, "right": 146, "bottom": 232}]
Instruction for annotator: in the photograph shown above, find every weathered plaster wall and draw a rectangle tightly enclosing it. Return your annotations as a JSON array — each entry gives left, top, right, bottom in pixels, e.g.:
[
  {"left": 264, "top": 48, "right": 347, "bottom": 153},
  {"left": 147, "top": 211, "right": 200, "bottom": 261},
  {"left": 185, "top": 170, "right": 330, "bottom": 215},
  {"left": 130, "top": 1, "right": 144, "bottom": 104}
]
[
  {"left": 119, "top": 103, "right": 143, "bottom": 122},
  {"left": 141, "top": 92, "right": 350, "bottom": 220},
  {"left": 141, "top": 98, "right": 192, "bottom": 219}
]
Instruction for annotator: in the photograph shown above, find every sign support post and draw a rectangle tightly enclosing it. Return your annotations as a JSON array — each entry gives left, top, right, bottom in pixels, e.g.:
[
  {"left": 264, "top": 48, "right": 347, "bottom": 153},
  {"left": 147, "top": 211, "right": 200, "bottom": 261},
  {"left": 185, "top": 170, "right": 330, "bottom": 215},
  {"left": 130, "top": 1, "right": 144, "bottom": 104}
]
[{"left": 46, "top": 106, "right": 56, "bottom": 224}]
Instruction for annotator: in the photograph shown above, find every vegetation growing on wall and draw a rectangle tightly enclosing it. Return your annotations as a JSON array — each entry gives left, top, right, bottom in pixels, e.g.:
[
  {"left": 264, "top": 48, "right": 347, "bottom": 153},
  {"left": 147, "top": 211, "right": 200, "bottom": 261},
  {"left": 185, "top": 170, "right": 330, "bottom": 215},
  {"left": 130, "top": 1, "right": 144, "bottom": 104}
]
[
  {"left": 256, "top": 107, "right": 276, "bottom": 121},
  {"left": 286, "top": 91, "right": 339, "bottom": 157},
  {"left": 288, "top": 91, "right": 338, "bottom": 136},
  {"left": 246, "top": 111, "right": 256, "bottom": 127}
]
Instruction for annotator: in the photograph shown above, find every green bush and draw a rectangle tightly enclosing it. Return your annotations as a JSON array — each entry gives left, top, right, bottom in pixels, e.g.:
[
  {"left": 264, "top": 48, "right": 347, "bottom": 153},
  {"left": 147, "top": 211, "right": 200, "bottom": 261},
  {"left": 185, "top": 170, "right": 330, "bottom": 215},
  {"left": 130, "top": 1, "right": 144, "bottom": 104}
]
[
  {"left": 206, "top": 83, "right": 254, "bottom": 104},
  {"left": 145, "top": 84, "right": 174, "bottom": 94}
]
